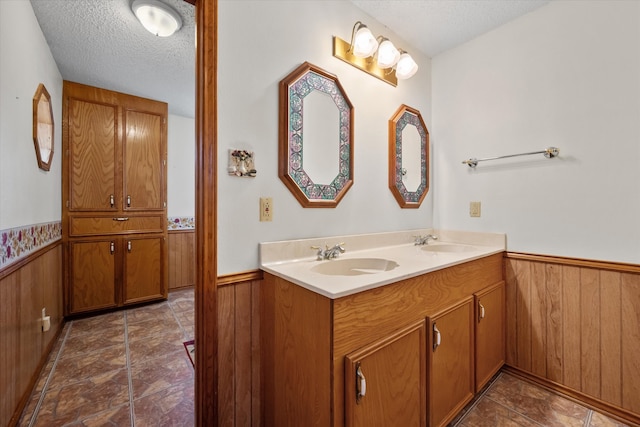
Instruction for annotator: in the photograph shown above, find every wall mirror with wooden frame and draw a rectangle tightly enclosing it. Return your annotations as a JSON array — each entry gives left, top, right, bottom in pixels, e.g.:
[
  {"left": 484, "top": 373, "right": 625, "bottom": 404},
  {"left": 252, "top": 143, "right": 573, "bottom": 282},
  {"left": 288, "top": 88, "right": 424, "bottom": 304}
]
[
  {"left": 389, "top": 104, "right": 429, "bottom": 208},
  {"left": 33, "top": 83, "right": 54, "bottom": 171},
  {"left": 279, "top": 61, "right": 354, "bottom": 208}
]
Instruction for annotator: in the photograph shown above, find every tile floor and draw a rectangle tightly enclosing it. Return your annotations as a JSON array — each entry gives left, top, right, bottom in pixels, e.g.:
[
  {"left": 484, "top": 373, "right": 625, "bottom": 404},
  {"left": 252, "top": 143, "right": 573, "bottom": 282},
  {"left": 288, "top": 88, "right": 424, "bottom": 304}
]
[
  {"left": 18, "top": 287, "right": 634, "bottom": 427},
  {"left": 18, "top": 288, "right": 195, "bottom": 427},
  {"left": 451, "top": 372, "right": 633, "bottom": 427}
]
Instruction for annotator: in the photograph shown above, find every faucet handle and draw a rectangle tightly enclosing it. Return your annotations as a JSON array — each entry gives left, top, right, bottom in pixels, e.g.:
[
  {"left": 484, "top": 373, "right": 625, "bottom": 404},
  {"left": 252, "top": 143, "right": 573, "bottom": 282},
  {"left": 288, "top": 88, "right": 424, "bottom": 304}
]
[{"left": 414, "top": 234, "right": 438, "bottom": 245}]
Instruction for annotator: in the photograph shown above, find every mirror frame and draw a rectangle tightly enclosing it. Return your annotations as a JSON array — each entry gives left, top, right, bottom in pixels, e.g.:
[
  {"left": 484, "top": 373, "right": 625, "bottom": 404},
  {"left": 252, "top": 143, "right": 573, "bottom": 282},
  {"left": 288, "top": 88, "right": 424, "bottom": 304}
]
[
  {"left": 388, "top": 104, "right": 429, "bottom": 208},
  {"left": 32, "top": 83, "right": 54, "bottom": 171},
  {"left": 279, "top": 61, "right": 354, "bottom": 208}
]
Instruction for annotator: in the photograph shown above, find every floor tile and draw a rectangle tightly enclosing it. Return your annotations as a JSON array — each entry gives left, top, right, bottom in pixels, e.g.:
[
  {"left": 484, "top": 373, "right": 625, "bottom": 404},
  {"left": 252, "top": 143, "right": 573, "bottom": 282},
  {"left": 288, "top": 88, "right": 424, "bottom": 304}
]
[
  {"left": 20, "top": 290, "right": 196, "bottom": 425},
  {"left": 484, "top": 374, "right": 590, "bottom": 427},
  {"left": 133, "top": 380, "right": 194, "bottom": 427},
  {"left": 126, "top": 302, "right": 175, "bottom": 325},
  {"left": 61, "top": 326, "right": 125, "bottom": 357},
  {"left": 17, "top": 392, "right": 41, "bottom": 427},
  {"left": 130, "top": 351, "right": 194, "bottom": 399},
  {"left": 169, "top": 296, "right": 194, "bottom": 313},
  {"left": 589, "top": 411, "right": 632, "bottom": 427},
  {"left": 127, "top": 316, "right": 182, "bottom": 342},
  {"left": 457, "top": 397, "right": 543, "bottom": 426},
  {"left": 181, "top": 325, "right": 195, "bottom": 340},
  {"left": 68, "top": 311, "right": 124, "bottom": 337},
  {"left": 48, "top": 343, "right": 127, "bottom": 390},
  {"left": 33, "top": 369, "right": 129, "bottom": 426},
  {"left": 76, "top": 403, "right": 132, "bottom": 427},
  {"left": 128, "top": 330, "right": 187, "bottom": 363}
]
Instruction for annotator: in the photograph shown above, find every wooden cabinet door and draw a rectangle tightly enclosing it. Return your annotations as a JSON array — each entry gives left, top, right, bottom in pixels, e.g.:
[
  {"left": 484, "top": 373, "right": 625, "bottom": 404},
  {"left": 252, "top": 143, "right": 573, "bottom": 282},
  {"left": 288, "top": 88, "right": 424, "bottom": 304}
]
[
  {"left": 345, "top": 320, "right": 427, "bottom": 427},
  {"left": 123, "top": 109, "right": 165, "bottom": 211},
  {"left": 69, "top": 240, "right": 117, "bottom": 314},
  {"left": 123, "top": 236, "right": 165, "bottom": 304},
  {"left": 67, "top": 98, "right": 118, "bottom": 211},
  {"left": 475, "top": 281, "right": 505, "bottom": 392},
  {"left": 428, "top": 297, "right": 474, "bottom": 427}
]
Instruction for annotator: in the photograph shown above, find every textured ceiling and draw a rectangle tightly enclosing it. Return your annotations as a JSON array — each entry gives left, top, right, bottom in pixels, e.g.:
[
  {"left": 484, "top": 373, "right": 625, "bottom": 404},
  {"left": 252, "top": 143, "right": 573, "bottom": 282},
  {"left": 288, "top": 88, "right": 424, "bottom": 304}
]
[
  {"left": 30, "top": 0, "right": 195, "bottom": 118},
  {"left": 29, "top": 0, "right": 550, "bottom": 119}
]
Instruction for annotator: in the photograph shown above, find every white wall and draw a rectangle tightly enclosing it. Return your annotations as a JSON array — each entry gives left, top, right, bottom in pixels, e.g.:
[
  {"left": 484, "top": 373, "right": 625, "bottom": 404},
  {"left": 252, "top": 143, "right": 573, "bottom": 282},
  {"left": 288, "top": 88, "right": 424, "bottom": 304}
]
[
  {"left": 167, "top": 114, "right": 195, "bottom": 217},
  {"left": 217, "top": 1, "right": 433, "bottom": 274},
  {"left": 0, "top": 0, "right": 62, "bottom": 230},
  {"left": 432, "top": 0, "right": 640, "bottom": 264}
]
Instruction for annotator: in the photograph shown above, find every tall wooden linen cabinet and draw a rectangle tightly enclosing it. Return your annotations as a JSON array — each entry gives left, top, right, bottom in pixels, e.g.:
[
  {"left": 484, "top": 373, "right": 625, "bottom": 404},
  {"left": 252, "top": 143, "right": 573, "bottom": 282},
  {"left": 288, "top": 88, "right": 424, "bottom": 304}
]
[{"left": 62, "top": 81, "right": 168, "bottom": 316}]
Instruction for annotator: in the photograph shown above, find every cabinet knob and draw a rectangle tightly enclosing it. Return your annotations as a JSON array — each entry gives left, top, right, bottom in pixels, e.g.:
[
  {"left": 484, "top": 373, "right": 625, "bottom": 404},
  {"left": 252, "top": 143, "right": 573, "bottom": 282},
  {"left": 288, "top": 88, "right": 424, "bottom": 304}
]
[
  {"left": 109, "top": 242, "right": 115, "bottom": 254},
  {"left": 112, "top": 217, "right": 129, "bottom": 221},
  {"left": 127, "top": 241, "right": 132, "bottom": 252},
  {"left": 355, "top": 362, "right": 367, "bottom": 403},
  {"left": 109, "top": 194, "right": 115, "bottom": 208},
  {"left": 433, "top": 323, "right": 441, "bottom": 351},
  {"left": 127, "top": 195, "right": 131, "bottom": 207},
  {"left": 478, "top": 302, "right": 486, "bottom": 321}
]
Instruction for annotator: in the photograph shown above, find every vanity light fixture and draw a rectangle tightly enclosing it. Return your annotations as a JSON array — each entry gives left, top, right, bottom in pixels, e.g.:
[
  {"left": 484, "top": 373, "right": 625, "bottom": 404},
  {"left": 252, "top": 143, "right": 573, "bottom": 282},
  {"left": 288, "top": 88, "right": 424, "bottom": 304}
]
[
  {"left": 395, "top": 50, "right": 419, "bottom": 79},
  {"left": 376, "top": 38, "right": 401, "bottom": 69},
  {"left": 132, "top": 0, "right": 182, "bottom": 37},
  {"left": 352, "top": 23, "right": 378, "bottom": 58},
  {"left": 333, "top": 21, "right": 418, "bottom": 87}
]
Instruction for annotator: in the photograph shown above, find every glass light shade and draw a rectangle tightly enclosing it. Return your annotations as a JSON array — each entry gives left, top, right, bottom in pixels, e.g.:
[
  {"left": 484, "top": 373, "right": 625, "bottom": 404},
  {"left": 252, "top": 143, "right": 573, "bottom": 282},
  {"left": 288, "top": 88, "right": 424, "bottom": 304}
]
[
  {"left": 396, "top": 53, "right": 418, "bottom": 79},
  {"left": 376, "top": 40, "right": 400, "bottom": 69},
  {"left": 352, "top": 26, "right": 378, "bottom": 58},
  {"left": 132, "top": 0, "right": 182, "bottom": 37}
]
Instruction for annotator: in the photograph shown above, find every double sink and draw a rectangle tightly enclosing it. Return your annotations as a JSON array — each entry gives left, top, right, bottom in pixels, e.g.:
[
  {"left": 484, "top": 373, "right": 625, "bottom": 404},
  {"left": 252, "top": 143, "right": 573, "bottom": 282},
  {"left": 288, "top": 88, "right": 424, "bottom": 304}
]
[
  {"left": 311, "top": 243, "right": 480, "bottom": 276},
  {"left": 260, "top": 229, "right": 506, "bottom": 299}
]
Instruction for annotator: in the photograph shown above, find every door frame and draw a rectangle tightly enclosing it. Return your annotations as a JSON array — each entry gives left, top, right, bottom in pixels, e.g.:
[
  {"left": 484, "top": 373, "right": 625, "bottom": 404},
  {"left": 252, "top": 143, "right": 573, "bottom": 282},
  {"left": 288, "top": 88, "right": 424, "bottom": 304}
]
[{"left": 195, "top": 0, "right": 218, "bottom": 425}]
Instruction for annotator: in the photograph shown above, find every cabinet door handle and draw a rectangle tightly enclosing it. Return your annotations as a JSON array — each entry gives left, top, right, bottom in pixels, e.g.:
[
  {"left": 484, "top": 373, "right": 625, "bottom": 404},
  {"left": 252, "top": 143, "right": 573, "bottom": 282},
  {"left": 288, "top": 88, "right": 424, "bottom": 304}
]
[
  {"left": 355, "top": 362, "right": 366, "bottom": 403},
  {"left": 433, "top": 323, "right": 441, "bottom": 351},
  {"left": 109, "top": 194, "right": 115, "bottom": 208},
  {"left": 112, "top": 217, "right": 129, "bottom": 221},
  {"left": 110, "top": 241, "right": 115, "bottom": 254},
  {"left": 127, "top": 241, "right": 132, "bottom": 252},
  {"left": 479, "top": 302, "right": 486, "bottom": 321},
  {"left": 127, "top": 195, "right": 131, "bottom": 207}
]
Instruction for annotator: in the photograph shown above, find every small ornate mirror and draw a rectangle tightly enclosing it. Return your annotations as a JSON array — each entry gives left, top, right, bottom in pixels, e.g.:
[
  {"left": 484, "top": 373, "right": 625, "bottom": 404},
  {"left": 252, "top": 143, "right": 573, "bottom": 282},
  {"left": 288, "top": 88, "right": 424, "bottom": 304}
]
[
  {"left": 389, "top": 104, "right": 429, "bottom": 208},
  {"left": 279, "top": 62, "right": 353, "bottom": 208},
  {"left": 33, "top": 83, "right": 54, "bottom": 171}
]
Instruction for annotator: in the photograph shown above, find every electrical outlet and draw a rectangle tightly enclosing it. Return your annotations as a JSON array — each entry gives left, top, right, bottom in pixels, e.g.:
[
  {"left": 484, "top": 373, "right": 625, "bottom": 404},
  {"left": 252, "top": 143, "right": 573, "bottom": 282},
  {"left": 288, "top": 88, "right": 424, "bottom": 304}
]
[
  {"left": 470, "top": 201, "right": 481, "bottom": 217},
  {"left": 260, "top": 197, "right": 273, "bottom": 222},
  {"left": 41, "top": 308, "right": 51, "bottom": 332}
]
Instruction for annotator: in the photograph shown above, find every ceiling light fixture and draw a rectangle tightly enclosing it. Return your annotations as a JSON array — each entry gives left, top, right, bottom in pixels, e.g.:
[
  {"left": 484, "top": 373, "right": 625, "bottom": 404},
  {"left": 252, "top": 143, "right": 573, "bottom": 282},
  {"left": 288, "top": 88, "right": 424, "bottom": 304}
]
[
  {"left": 333, "top": 21, "right": 418, "bottom": 87},
  {"left": 132, "top": 0, "right": 182, "bottom": 37}
]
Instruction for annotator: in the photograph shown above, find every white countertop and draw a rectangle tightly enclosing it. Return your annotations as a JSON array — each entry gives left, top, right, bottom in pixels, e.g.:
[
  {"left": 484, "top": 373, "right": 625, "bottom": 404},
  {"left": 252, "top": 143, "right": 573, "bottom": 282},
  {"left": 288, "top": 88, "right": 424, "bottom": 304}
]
[{"left": 260, "top": 229, "right": 506, "bottom": 299}]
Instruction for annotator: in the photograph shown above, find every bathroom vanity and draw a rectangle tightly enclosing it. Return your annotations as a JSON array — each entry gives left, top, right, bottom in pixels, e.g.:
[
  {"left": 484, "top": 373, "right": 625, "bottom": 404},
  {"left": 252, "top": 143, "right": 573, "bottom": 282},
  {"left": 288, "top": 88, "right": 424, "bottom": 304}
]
[{"left": 260, "top": 230, "right": 506, "bottom": 427}]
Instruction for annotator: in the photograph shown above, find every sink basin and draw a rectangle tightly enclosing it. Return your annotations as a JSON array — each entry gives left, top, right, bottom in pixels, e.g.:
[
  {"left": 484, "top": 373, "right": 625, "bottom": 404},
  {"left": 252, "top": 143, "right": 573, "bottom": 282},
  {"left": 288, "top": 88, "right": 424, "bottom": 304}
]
[
  {"left": 421, "top": 243, "right": 478, "bottom": 253},
  {"left": 311, "top": 258, "right": 399, "bottom": 276}
]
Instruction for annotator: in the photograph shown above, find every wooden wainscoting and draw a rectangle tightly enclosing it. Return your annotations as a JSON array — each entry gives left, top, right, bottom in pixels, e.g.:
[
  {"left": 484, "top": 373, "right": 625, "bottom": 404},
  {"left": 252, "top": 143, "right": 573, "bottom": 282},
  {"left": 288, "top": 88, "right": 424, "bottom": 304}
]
[
  {"left": 168, "top": 230, "right": 195, "bottom": 290},
  {"left": 218, "top": 271, "right": 263, "bottom": 427},
  {"left": 504, "top": 253, "right": 640, "bottom": 425},
  {"left": 0, "top": 243, "right": 64, "bottom": 427}
]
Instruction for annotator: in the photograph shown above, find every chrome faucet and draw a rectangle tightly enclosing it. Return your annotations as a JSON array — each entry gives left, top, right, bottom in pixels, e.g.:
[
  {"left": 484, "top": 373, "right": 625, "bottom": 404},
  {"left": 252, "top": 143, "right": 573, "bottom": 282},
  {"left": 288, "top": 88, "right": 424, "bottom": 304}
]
[
  {"left": 311, "top": 243, "right": 346, "bottom": 260},
  {"left": 414, "top": 234, "right": 438, "bottom": 246}
]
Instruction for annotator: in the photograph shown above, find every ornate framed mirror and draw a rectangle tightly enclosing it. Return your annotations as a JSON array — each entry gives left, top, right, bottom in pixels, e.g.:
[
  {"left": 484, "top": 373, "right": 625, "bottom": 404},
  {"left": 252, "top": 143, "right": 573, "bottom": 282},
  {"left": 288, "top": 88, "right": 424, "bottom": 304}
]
[
  {"left": 389, "top": 104, "right": 429, "bottom": 208},
  {"left": 32, "top": 83, "right": 54, "bottom": 171},
  {"left": 279, "top": 62, "right": 353, "bottom": 208}
]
